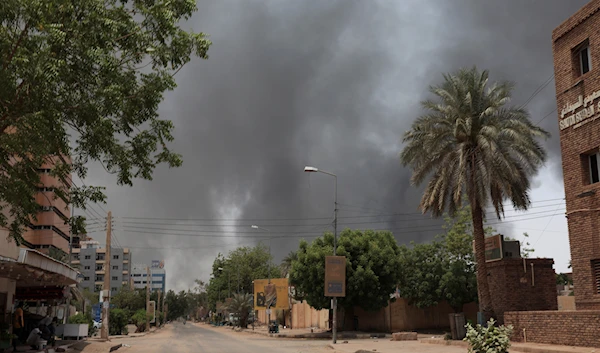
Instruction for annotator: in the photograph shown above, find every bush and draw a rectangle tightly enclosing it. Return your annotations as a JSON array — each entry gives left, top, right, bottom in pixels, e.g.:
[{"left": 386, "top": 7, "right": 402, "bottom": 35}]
[
  {"left": 109, "top": 308, "right": 130, "bottom": 335},
  {"left": 132, "top": 309, "right": 151, "bottom": 332},
  {"left": 464, "top": 318, "right": 513, "bottom": 353},
  {"left": 68, "top": 312, "right": 97, "bottom": 337}
]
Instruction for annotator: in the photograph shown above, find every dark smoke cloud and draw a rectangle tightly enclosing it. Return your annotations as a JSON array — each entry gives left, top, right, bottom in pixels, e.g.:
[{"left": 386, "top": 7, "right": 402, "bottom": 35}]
[{"left": 81, "top": 0, "right": 587, "bottom": 290}]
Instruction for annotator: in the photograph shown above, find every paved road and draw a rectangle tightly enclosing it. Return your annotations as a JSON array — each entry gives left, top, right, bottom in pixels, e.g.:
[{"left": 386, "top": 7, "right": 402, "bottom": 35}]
[{"left": 113, "top": 323, "right": 330, "bottom": 353}]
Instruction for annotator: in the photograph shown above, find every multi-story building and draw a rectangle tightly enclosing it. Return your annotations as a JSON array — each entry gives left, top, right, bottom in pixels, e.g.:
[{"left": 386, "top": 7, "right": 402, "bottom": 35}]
[
  {"left": 131, "top": 263, "right": 166, "bottom": 293},
  {"left": 71, "top": 240, "right": 132, "bottom": 296},
  {"left": 553, "top": 0, "right": 600, "bottom": 310},
  {"left": 21, "top": 157, "right": 74, "bottom": 255}
]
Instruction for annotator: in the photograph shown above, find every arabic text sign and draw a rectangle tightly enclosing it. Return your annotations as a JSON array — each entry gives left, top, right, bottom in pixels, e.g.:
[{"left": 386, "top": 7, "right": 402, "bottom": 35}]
[
  {"left": 325, "top": 256, "right": 346, "bottom": 297},
  {"left": 560, "top": 90, "right": 600, "bottom": 130}
]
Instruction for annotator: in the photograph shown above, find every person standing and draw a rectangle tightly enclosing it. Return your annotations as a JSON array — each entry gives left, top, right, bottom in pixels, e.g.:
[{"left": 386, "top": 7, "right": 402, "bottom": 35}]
[{"left": 12, "top": 302, "right": 24, "bottom": 352}]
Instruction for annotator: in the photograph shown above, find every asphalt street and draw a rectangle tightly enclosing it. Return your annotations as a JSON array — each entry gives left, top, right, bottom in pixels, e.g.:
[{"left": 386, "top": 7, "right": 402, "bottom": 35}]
[{"left": 114, "top": 322, "right": 330, "bottom": 353}]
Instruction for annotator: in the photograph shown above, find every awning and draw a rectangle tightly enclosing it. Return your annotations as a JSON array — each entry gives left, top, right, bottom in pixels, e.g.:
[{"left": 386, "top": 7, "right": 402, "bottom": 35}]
[{"left": 0, "top": 249, "right": 80, "bottom": 287}]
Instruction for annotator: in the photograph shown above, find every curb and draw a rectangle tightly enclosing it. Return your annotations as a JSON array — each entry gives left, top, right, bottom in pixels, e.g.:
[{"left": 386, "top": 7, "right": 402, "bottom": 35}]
[{"left": 244, "top": 330, "right": 389, "bottom": 340}]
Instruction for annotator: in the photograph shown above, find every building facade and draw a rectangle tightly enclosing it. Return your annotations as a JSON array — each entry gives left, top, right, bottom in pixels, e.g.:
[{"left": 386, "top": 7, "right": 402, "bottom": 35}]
[
  {"left": 71, "top": 240, "right": 131, "bottom": 296},
  {"left": 21, "top": 158, "right": 74, "bottom": 255},
  {"left": 553, "top": 0, "right": 600, "bottom": 310},
  {"left": 131, "top": 263, "right": 166, "bottom": 293}
]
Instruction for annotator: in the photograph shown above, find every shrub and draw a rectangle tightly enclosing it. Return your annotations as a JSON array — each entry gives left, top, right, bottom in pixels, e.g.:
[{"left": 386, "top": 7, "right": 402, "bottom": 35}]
[
  {"left": 109, "top": 308, "right": 130, "bottom": 335},
  {"left": 464, "top": 318, "right": 513, "bottom": 353},
  {"left": 132, "top": 309, "right": 151, "bottom": 332}
]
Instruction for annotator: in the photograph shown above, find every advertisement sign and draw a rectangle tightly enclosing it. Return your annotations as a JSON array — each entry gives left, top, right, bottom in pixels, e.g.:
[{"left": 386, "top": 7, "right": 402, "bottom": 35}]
[
  {"left": 253, "top": 278, "right": 289, "bottom": 310},
  {"left": 151, "top": 260, "right": 165, "bottom": 269},
  {"left": 325, "top": 256, "right": 346, "bottom": 297},
  {"left": 485, "top": 234, "right": 503, "bottom": 262},
  {"left": 148, "top": 300, "right": 156, "bottom": 323}
]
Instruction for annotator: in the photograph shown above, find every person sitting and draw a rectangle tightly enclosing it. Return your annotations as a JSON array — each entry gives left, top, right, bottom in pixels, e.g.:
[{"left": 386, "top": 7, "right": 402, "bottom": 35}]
[{"left": 25, "top": 327, "right": 44, "bottom": 350}]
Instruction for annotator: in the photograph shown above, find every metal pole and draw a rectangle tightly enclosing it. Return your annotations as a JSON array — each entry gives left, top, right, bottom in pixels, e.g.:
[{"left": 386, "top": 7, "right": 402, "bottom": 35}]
[
  {"left": 267, "top": 232, "right": 271, "bottom": 326},
  {"left": 237, "top": 265, "right": 240, "bottom": 295},
  {"left": 332, "top": 175, "right": 338, "bottom": 344},
  {"left": 146, "top": 266, "right": 151, "bottom": 332},
  {"left": 101, "top": 211, "right": 112, "bottom": 340}
]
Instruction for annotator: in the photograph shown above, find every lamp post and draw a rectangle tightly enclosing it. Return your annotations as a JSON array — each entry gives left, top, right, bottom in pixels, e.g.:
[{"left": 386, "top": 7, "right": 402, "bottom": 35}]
[
  {"left": 218, "top": 267, "right": 223, "bottom": 318},
  {"left": 303, "top": 165, "right": 338, "bottom": 344},
  {"left": 251, "top": 225, "right": 271, "bottom": 326}
]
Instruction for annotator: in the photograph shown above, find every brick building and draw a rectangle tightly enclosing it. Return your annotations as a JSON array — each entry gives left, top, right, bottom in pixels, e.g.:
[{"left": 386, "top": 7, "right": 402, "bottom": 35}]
[{"left": 553, "top": 0, "right": 600, "bottom": 310}]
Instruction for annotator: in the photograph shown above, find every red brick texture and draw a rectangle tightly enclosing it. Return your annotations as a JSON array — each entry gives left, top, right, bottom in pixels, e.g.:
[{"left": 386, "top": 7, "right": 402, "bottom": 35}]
[
  {"left": 505, "top": 310, "right": 600, "bottom": 347},
  {"left": 486, "top": 259, "right": 557, "bottom": 324},
  {"left": 553, "top": 0, "right": 600, "bottom": 310}
]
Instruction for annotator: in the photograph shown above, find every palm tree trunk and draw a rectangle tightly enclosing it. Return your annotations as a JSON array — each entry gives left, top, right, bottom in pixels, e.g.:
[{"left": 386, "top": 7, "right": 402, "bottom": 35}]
[{"left": 471, "top": 205, "right": 495, "bottom": 321}]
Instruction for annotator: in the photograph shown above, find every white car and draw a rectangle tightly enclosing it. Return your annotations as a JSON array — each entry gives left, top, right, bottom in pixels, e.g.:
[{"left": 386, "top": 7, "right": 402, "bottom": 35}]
[{"left": 93, "top": 320, "right": 102, "bottom": 329}]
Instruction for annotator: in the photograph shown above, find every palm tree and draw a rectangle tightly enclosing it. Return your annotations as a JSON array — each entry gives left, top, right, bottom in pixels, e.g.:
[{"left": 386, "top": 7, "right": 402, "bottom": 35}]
[
  {"left": 227, "top": 293, "right": 253, "bottom": 328},
  {"left": 280, "top": 251, "right": 297, "bottom": 278},
  {"left": 400, "top": 67, "right": 549, "bottom": 320}
]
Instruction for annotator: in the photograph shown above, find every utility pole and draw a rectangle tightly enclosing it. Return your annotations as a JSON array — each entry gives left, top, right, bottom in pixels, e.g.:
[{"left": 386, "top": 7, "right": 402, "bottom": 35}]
[
  {"left": 157, "top": 290, "right": 162, "bottom": 326},
  {"left": 101, "top": 211, "right": 112, "bottom": 340},
  {"left": 146, "top": 265, "right": 151, "bottom": 332},
  {"left": 164, "top": 303, "right": 168, "bottom": 325}
]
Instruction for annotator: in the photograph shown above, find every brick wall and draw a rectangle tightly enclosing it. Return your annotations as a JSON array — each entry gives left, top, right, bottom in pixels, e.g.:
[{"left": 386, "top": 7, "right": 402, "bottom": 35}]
[
  {"left": 553, "top": 0, "right": 600, "bottom": 310},
  {"left": 505, "top": 310, "right": 600, "bottom": 347},
  {"left": 487, "top": 258, "right": 557, "bottom": 324}
]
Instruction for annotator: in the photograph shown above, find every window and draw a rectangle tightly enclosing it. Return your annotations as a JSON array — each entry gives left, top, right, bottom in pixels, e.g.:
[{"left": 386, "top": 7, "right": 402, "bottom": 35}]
[
  {"left": 111, "top": 287, "right": 118, "bottom": 292},
  {"left": 95, "top": 275, "right": 103, "bottom": 282},
  {"left": 112, "top": 276, "right": 118, "bottom": 281},
  {"left": 134, "top": 281, "right": 141, "bottom": 284},
  {"left": 580, "top": 46, "right": 592, "bottom": 75},
  {"left": 589, "top": 152, "right": 600, "bottom": 184},
  {"left": 112, "top": 266, "right": 119, "bottom": 270},
  {"left": 593, "top": 259, "right": 600, "bottom": 294},
  {"left": 96, "top": 264, "right": 103, "bottom": 271},
  {"left": 113, "top": 255, "right": 119, "bottom": 260},
  {"left": 96, "top": 254, "right": 105, "bottom": 261},
  {"left": 133, "top": 274, "right": 141, "bottom": 277},
  {"left": 95, "top": 285, "right": 102, "bottom": 292},
  {"left": 84, "top": 255, "right": 91, "bottom": 260},
  {"left": 84, "top": 276, "right": 90, "bottom": 281},
  {"left": 84, "top": 266, "right": 91, "bottom": 270}
]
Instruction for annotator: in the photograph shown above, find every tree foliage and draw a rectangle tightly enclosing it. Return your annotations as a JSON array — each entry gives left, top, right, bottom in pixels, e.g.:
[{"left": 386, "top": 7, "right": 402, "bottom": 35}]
[
  {"left": 398, "top": 205, "right": 482, "bottom": 312},
  {"left": 0, "top": 0, "right": 211, "bottom": 243},
  {"left": 290, "top": 229, "right": 402, "bottom": 312},
  {"left": 227, "top": 293, "right": 253, "bottom": 328},
  {"left": 400, "top": 67, "right": 549, "bottom": 319},
  {"left": 206, "top": 244, "right": 280, "bottom": 310}
]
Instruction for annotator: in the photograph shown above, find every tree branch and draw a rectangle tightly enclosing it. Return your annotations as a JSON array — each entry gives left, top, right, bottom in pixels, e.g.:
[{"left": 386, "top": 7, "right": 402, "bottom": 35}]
[{"left": 3, "top": 23, "right": 30, "bottom": 70}]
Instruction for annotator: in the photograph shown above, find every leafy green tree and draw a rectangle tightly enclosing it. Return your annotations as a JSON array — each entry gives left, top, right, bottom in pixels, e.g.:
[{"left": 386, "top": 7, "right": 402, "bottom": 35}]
[
  {"left": 400, "top": 67, "right": 549, "bottom": 319},
  {"left": 108, "top": 308, "right": 129, "bottom": 335},
  {"left": 111, "top": 287, "right": 146, "bottom": 313},
  {"left": 206, "top": 245, "right": 280, "bottom": 309},
  {"left": 399, "top": 205, "right": 481, "bottom": 312},
  {"left": 556, "top": 273, "right": 573, "bottom": 286},
  {"left": 290, "top": 229, "right": 402, "bottom": 312},
  {"left": 0, "top": 0, "right": 211, "bottom": 244}
]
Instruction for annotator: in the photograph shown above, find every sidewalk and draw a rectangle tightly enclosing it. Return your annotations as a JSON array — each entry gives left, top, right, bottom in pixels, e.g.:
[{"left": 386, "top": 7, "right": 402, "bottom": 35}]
[{"left": 420, "top": 338, "right": 599, "bottom": 353}]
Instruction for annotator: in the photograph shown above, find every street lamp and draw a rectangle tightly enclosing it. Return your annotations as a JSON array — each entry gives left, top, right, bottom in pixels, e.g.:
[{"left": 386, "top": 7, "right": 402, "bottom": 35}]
[
  {"left": 303, "top": 165, "right": 338, "bottom": 344},
  {"left": 251, "top": 225, "right": 272, "bottom": 327},
  {"left": 217, "top": 267, "right": 223, "bottom": 317}
]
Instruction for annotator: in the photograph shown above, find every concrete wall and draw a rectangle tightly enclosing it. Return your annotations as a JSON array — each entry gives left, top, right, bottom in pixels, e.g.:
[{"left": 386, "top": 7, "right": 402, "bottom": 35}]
[{"left": 505, "top": 310, "right": 600, "bottom": 347}]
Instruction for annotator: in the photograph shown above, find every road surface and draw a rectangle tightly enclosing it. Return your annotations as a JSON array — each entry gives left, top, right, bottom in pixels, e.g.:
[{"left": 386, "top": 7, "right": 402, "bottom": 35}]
[{"left": 107, "top": 322, "right": 331, "bottom": 353}]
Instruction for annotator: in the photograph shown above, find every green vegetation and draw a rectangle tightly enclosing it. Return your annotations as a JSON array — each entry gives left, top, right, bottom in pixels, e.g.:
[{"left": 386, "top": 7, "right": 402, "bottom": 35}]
[
  {"left": 0, "top": 0, "right": 211, "bottom": 244},
  {"left": 289, "top": 229, "right": 402, "bottom": 312},
  {"left": 401, "top": 67, "right": 549, "bottom": 319}
]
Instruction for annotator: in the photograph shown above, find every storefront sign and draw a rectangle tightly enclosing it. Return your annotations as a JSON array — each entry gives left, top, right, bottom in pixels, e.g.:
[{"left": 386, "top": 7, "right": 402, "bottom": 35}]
[{"left": 560, "top": 90, "right": 600, "bottom": 130}]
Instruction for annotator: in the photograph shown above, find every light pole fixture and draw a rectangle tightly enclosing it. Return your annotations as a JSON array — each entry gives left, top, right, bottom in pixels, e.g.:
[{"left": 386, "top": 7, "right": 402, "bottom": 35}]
[{"left": 303, "top": 165, "right": 338, "bottom": 344}]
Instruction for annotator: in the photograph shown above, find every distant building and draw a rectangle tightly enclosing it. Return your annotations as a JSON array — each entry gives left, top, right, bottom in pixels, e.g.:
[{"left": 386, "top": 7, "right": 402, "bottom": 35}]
[
  {"left": 131, "top": 262, "right": 166, "bottom": 293},
  {"left": 71, "top": 240, "right": 132, "bottom": 296},
  {"left": 552, "top": 0, "right": 600, "bottom": 310}
]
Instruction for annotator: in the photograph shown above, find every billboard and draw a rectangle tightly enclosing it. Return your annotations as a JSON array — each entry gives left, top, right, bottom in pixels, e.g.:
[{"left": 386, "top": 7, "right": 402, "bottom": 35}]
[
  {"left": 485, "top": 234, "right": 503, "bottom": 262},
  {"left": 253, "top": 278, "right": 289, "bottom": 310},
  {"left": 148, "top": 300, "right": 156, "bottom": 323},
  {"left": 325, "top": 256, "right": 346, "bottom": 297},
  {"left": 151, "top": 260, "right": 165, "bottom": 269}
]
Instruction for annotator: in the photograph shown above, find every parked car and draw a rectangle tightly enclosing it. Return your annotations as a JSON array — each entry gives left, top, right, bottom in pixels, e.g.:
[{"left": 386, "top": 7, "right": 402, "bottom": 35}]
[{"left": 93, "top": 320, "right": 102, "bottom": 330}]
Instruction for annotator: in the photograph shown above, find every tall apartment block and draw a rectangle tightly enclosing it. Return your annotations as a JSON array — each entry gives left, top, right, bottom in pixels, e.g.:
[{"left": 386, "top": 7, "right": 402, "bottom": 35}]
[
  {"left": 71, "top": 240, "right": 132, "bottom": 296},
  {"left": 552, "top": 0, "right": 600, "bottom": 309},
  {"left": 131, "top": 263, "right": 166, "bottom": 293},
  {"left": 21, "top": 157, "right": 77, "bottom": 255}
]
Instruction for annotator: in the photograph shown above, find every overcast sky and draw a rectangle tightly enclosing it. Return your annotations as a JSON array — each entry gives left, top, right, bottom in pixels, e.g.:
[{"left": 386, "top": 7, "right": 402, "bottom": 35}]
[{"left": 80, "top": 0, "right": 588, "bottom": 291}]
